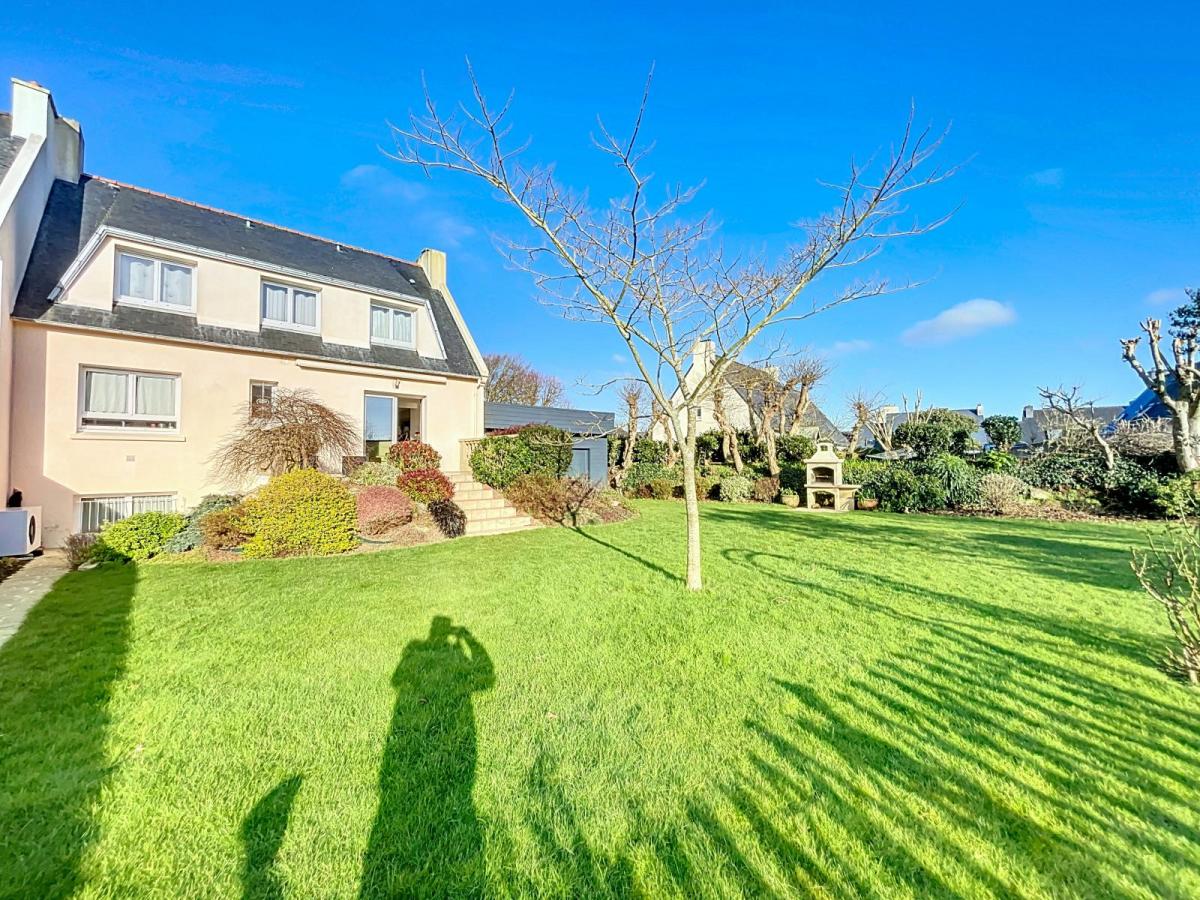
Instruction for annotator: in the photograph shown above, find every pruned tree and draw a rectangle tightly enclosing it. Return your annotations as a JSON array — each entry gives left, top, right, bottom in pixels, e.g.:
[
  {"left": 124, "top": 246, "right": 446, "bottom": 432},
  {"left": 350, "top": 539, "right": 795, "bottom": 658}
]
[
  {"left": 1109, "top": 416, "right": 1173, "bottom": 457},
  {"left": 213, "top": 388, "right": 358, "bottom": 485},
  {"left": 1121, "top": 318, "right": 1200, "bottom": 472},
  {"left": 483, "top": 352, "right": 566, "bottom": 407},
  {"left": 866, "top": 404, "right": 897, "bottom": 452},
  {"left": 389, "top": 67, "right": 951, "bottom": 589},
  {"left": 711, "top": 385, "right": 744, "bottom": 473},
  {"left": 1037, "top": 385, "right": 1116, "bottom": 470},
  {"left": 785, "top": 355, "right": 832, "bottom": 436},
  {"left": 846, "top": 389, "right": 885, "bottom": 455},
  {"left": 616, "top": 381, "right": 644, "bottom": 483}
]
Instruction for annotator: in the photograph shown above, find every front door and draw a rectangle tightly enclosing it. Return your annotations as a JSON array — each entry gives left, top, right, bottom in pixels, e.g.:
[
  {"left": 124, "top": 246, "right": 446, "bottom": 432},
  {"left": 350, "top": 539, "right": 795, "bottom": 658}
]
[{"left": 364, "top": 394, "right": 422, "bottom": 461}]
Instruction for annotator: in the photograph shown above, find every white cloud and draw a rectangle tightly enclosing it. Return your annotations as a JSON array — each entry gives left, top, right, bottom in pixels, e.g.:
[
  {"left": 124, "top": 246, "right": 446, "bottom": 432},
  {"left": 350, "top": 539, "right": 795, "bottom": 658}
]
[
  {"left": 611, "top": 353, "right": 628, "bottom": 364},
  {"left": 901, "top": 299, "right": 1016, "bottom": 346},
  {"left": 824, "top": 339, "right": 872, "bottom": 356},
  {"left": 1146, "top": 287, "right": 1188, "bottom": 307},
  {"left": 340, "top": 164, "right": 429, "bottom": 203},
  {"left": 341, "top": 164, "right": 476, "bottom": 249},
  {"left": 1028, "top": 167, "right": 1064, "bottom": 188}
]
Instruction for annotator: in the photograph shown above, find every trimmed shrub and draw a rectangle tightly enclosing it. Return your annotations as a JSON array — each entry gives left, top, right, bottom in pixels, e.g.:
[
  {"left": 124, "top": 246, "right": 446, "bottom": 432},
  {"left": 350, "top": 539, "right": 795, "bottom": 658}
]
[
  {"left": 200, "top": 507, "right": 250, "bottom": 551},
  {"left": 164, "top": 494, "right": 240, "bottom": 553},
  {"left": 776, "top": 434, "right": 816, "bottom": 464},
  {"left": 387, "top": 440, "right": 442, "bottom": 472},
  {"left": 470, "top": 435, "right": 533, "bottom": 489},
  {"left": 778, "top": 462, "right": 806, "bottom": 493},
  {"left": 397, "top": 468, "right": 454, "bottom": 504},
  {"left": 95, "top": 511, "right": 187, "bottom": 561},
  {"left": 64, "top": 533, "right": 97, "bottom": 570},
  {"left": 719, "top": 475, "right": 753, "bottom": 503},
  {"left": 623, "top": 460, "right": 679, "bottom": 495},
  {"left": 644, "top": 479, "right": 676, "bottom": 500},
  {"left": 429, "top": 499, "right": 466, "bottom": 538},
  {"left": 632, "top": 436, "right": 669, "bottom": 464},
  {"left": 356, "top": 486, "right": 414, "bottom": 535},
  {"left": 349, "top": 460, "right": 402, "bottom": 486},
  {"left": 695, "top": 430, "right": 722, "bottom": 464},
  {"left": 753, "top": 476, "right": 781, "bottom": 503},
  {"left": 865, "top": 466, "right": 921, "bottom": 512},
  {"left": 977, "top": 473, "right": 1031, "bottom": 515},
  {"left": 1156, "top": 471, "right": 1200, "bottom": 519},
  {"left": 519, "top": 424, "right": 574, "bottom": 477},
  {"left": 238, "top": 469, "right": 358, "bottom": 558}
]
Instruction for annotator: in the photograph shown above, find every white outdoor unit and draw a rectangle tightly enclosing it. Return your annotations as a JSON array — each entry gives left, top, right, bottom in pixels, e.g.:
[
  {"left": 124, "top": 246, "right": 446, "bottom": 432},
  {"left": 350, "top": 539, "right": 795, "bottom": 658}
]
[{"left": 0, "top": 507, "right": 42, "bottom": 556}]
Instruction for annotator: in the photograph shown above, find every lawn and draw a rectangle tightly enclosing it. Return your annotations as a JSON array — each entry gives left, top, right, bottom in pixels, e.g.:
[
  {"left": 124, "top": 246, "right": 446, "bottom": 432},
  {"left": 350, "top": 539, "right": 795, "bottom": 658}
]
[{"left": 1, "top": 502, "right": 1198, "bottom": 898}]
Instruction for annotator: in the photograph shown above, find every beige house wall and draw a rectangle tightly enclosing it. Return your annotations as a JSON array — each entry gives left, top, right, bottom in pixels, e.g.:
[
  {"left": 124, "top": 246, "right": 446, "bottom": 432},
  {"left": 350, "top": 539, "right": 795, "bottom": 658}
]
[
  {"left": 62, "top": 234, "right": 447, "bottom": 359},
  {"left": 11, "top": 323, "right": 484, "bottom": 547}
]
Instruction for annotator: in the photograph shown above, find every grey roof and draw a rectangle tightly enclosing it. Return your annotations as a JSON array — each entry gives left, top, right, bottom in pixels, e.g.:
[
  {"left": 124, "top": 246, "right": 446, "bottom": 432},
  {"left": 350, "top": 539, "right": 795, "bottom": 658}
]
[
  {"left": 1018, "top": 405, "right": 1124, "bottom": 447},
  {"left": 724, "top": 361, "right": 848, "bottom": 445},
  {"left": 12, "top": 175, "right": 481, "bottom": 378},
  {"left": 0, "top": 113, "right": 25, "bottom": 180},
  {"left": 857, "top": 407, "right": 989, "bottom": 451},
  {"left": 485, "top": 402, "right": 614, "bottom": 436}
]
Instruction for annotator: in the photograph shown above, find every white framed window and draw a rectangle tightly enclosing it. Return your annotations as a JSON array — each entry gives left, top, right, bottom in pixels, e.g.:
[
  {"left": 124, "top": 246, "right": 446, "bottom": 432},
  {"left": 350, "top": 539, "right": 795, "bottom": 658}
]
[
  {"left": 262, "top": 281, "right": 319, "bottom": 331},
  {"left": 80, "top": 494, "right": 177, "bottom": 533},
  {"left": 79, "top": 367, "right": 179, "bottom": 431},
  {"left": 116, "top": 252, "right": 195, "bottom": 312},
  {"left": 250, "top": 381, "right": 276, "bottom": 418},
  {"left": 369, "top": 301, "right": 416, "bottom": 349}
]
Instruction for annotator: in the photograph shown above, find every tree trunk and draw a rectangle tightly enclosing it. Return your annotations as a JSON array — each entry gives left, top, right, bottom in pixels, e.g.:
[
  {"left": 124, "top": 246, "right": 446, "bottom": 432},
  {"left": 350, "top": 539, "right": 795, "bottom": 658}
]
[
  {"left": 1174, "top": 407, "right": 1200, "bottom": 473},
  {"left": 679, "top": 409, "right": 703, "bottom": 591},
  {"left": 764, "top": 429, "right": 780, "bottom": 477},
  {"left": 846, "top": 423, "right": 864, "bottom": 457}
]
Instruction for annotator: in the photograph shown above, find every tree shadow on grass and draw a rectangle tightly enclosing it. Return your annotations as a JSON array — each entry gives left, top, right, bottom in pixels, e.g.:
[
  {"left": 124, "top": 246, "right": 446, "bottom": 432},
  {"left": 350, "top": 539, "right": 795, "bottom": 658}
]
[
  {"left": 568, "top": 525, "right": 679, "bottom": 582},
  {"left": 241, "top": 775, "right": 303, "bottom": 900},
  {"left": 0, "top": 563, "right": 136, "bottom": 898},
  {"left": 358, "top": 616, "right": 494, "bottom": 898}
]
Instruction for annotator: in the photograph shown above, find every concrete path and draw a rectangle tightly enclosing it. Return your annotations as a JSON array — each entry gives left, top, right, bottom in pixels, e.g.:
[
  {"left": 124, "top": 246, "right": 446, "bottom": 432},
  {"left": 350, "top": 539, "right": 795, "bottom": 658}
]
[{"left": 0, "top": 552, "right": 70, "bottom": 647}]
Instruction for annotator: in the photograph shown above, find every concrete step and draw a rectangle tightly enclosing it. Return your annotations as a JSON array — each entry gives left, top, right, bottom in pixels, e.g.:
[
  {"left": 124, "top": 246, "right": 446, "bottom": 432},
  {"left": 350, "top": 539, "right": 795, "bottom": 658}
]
[
  {"left": 458, "top": 503, "right": 518, "bottom": 520},
  {"left": 465, "top": 515, "right": 534, "bottom": 535},
  {"left": 455, "top": 496, "right": 507, "bottom": 510},
  {"left": 453, "top": 487, "right": 497, "bottom": 502}
]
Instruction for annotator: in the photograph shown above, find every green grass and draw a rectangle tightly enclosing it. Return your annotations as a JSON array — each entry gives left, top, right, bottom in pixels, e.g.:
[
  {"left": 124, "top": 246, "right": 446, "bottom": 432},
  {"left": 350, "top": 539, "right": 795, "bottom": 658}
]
[{"left": 1, "top": 502, "right": 1198, "bottom": 898}]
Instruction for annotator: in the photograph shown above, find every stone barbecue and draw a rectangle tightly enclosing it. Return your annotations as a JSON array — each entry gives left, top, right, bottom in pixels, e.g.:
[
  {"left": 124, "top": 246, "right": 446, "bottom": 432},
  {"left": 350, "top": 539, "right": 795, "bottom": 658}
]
[{"left": 804, "top": 441, "right": 859, "bottom": 511}]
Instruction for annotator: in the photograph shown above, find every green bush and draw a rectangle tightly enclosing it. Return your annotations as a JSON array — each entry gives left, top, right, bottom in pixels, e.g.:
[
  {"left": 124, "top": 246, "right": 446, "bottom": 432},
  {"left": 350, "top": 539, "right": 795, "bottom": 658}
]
[
  {"left": 975, "top": 450, "right": 1019, "bottom": 473},
  {"left": 238, "top": 469, "right": 358, "bottom": 559},
  {"left": 164, "top": 494, "right": 240, "bottom": 553},
  {"left": 922, "top": 453, "right": 982, "bottom": 508},
  {"left": 775, "top": 434, "right": 816, "bottom": 464},
  {"left": 981, "top": 415, "right": 1022, "bottom": 451},
  {"left": 778, "top": 462, "right": 806, "bottom": 493},
  {"left": 471, "top": 425, "right": 573, "bottom": 488},
  {"left": 894, "top": 409, "right": 979, "bottom": 460},
  {"left": 387, "top": 440, "right": 442, "bottom": 472},
  {"left": 519, "top": 424, "right": 574, "bottom": 478},
  {"left": 1020, "top": 453, "right": 1105, "bottom": 492},
  {"left": 396, "top": 469, "right": 454, "bottom": 504},
  {"left": 632, "top": 436, "right": 669, "bottom": 465},
  {"left": 644, "top": 479, "right": 676, "bottom": 500},
  {"left": 95, "top": 511, "right": 187, "bottom": 561},
  {"left": 752, "top": 476, "right": 781, "bottom": 503},
  {"left": 843, "top": 458, "right": 887, "bottom": 487},
  {"left": 623, "top": 460, "right": 679, "bottom": 495},
  {"left": 428, "top": 499, "right": 466, "bottom": 538},
  {"left": 1101, "top": 459, "right": 1163, "bottom": 516},
  {"left": 861, "top": 466, "right": 933, "bottom": 512},
  {"left": 695, "top": 430, "right": 721, "bottom": 464},
  {"left": 349, "top": 461, "right": 402, "bottom": 486},
  {"left": 719, "top": 475, "right": 753, "bottom": 503},
  {"left": 1156, "top": 471, "right": 1200, "bottom": 518}
]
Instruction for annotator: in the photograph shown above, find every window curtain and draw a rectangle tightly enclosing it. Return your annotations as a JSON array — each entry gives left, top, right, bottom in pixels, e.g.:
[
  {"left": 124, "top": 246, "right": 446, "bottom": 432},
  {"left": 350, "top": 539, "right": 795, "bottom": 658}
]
[
  {"left": 135, "top": 375, "right": 175, "bottom": 416},
  {"left": 263, "top": 284, "right": 289, "bottom": 321},
  {"left": 160, "top": 264, "right": 191, "bottom": 306},
  {"left": 293, "top": 290, "right": 317, "bottom": 327},
  {"left": 393, "top": 310, "right": 414, "bottom": 344},
  {"left": 85, "top": 371, "right": 128, "bottom": 414},
  {"left": 119, "top": 255, "right": 154, "bottom": 300},
  {"left": 370, "top": 305, "right": 390, "bottom": 340}
]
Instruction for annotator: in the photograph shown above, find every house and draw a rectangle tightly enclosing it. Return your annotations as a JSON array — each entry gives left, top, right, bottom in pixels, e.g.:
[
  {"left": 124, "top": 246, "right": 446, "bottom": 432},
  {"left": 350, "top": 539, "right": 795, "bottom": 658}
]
[
  {"left": 653, "top": 341, "right": 847, "bottom": 445},
  {"left": 0, "top": 79, "right": 489, "bottom": 546},
  {"left": 1017, "top": 403, "right": 1125, "bottom": 450},
  {"left": 483, "top": 402, "right": 614, "bottom": 483}
]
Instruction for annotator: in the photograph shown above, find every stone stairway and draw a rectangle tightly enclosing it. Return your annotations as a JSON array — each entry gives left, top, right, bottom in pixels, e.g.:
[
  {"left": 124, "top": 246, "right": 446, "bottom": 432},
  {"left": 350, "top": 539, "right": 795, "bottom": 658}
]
[{"left": 445, "top": 472, "right": 538, "bottom": 537}]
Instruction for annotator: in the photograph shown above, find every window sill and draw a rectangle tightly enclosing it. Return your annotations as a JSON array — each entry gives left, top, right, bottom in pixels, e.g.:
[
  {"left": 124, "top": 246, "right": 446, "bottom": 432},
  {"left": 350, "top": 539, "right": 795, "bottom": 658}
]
[
  {"left": 262, "top": 321, "right": 320, "bottom": 336},
  {"left": 116, "top": 298, "right": 196, "bottom": 316},
  {"left": 72, "top": 432, "right": 186, "bottom": 442},
  {"left": 370, "top": 339, "right": 418, "bottom": 351}
]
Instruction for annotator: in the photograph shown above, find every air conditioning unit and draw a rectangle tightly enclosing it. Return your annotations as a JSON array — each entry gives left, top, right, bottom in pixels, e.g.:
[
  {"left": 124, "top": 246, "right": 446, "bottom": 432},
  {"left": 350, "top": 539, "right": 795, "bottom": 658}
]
[{"left": 0, "top": 507, "right": 42, "bottom": 556}]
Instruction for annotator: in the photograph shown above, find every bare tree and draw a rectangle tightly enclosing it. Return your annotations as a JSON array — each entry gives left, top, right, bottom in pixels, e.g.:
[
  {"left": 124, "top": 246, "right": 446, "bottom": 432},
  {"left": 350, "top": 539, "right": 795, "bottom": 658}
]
[
  {"left": 1037, "top": 385, "right": 1116, "bottom": 470},
  {"left": 866, "top": 405, "right": 897, "bottom": 453},
  {"left": 846, "top": 389, "right": 885, "bottom": 455},
  {"left": 213, "top": 388, "right": 358, "bottom": 485},
  {"left": 483, "top": 352, "right": 566, "bottom": 407},
  {"left": 711, "top": 385, "right": 744, "bottom": 473},
  {"left": 1110, "top": 416, "right": 1173, "bottom": 457},
  {"left": 616, "top": 381, "right": 644, "bottom": 483},
  {"left": 1121, "top": 318, "right": 1200, "bottom": 472},
  {"left": 785, "top": 355, "right": 832, "bottom": 436},
  {"left": 389, "top": 67, "right": 951, "bottom": 589}
]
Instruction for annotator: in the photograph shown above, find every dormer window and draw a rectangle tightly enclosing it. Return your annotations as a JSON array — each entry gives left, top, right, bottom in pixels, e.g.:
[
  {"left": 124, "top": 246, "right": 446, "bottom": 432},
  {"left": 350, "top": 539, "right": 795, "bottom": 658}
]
[
  {"left": 116, "top": 252, "right": 194, "bottom": 312},
  {"left": 262, "top": 281, "right": 319, "bottom": 332},
  {"left": 370, "top": 301, "right": 416, "bottom": 349}
]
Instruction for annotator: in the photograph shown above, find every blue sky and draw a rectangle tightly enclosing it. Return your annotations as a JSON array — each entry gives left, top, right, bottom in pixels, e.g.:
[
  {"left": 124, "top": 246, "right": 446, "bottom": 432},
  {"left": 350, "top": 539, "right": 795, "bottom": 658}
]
[{"left": 4, "top": 1, "right": 1198, "bottom": 422}]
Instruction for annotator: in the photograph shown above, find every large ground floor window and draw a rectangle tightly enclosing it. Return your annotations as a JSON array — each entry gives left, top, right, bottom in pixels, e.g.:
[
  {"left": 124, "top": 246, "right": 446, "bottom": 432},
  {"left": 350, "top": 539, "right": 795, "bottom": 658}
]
[{"left": 363, "top": 394, "right": 422, "bottom": 461}]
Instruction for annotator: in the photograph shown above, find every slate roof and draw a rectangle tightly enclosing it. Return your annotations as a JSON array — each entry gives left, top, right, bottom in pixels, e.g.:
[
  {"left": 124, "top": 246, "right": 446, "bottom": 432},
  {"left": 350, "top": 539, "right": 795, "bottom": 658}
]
[
  {"left": 724, "top": 360, "right": 848, "bottom": 445},
  {"left": 856, "top": 407, "right": 989, "bottom": 450},
  {"left": 12, "top": 175, "right": 481, "bottom": 378},
  {"left": 485, "top": 402, "right": 615, "bottom": 436},
  {"left": 1018, "top": 405, "right": 1124, "bottom": 447},
  {"left": 0, "top": 113, "right": 25, "bottom": 180}
]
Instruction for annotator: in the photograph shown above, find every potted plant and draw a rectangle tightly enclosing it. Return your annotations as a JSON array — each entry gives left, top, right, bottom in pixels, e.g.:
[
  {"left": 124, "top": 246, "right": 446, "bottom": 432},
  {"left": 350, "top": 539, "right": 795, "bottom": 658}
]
[
  {"left": 780, "top": 488, "right": 801, "bottom": 508},
  {"left": 857, "top": 495, "right": 879, "bottom": 511}
]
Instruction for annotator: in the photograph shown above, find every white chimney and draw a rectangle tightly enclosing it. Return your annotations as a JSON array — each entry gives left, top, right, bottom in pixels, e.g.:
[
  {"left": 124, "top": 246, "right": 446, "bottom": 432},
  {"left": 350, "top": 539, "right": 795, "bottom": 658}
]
[
  {"left": 691, "top": 340, "right": 715, "bottom": 375},
  {"left": 418, "top": 248, "right": 447, "bottom": 292},
  {"left": 1023, "top": 405, "right": 1034, "bottom": 419},
  {"left": 11, "top": 78, "right": 83, "bottom": 183},
  {"left": 975, "top": 403, "right": 984, "bottom": 417}
]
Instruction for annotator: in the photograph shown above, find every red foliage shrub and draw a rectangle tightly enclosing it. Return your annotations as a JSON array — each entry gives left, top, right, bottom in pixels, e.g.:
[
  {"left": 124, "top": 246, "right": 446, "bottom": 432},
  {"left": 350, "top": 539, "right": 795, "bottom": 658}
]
[
  {"left": 387, "top": 440, "right": 442, "bottom": 472},
  {"left": 396, "top": 468, "right": 454, "bottom": 504},
  {"left": 356, "top": 486, "right": 414, "bottom": 535}
]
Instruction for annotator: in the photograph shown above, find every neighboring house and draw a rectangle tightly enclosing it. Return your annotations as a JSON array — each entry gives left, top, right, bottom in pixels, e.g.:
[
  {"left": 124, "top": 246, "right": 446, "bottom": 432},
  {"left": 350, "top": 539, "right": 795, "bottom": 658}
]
[
  {"left": 1017, "top": 403, "right": 1125, "bottom": 450},
  {"left": 484, "top": 402, "right": 614, "bottom": 483},
  {"left": 857, "top": 404, "right": 989, "bottom": 454},
  {"left": 0, "top": 79, "right": 488, "bottom": 546},
  {"left": 653, "top": 341, "right": 847, "bottom": 445}
]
